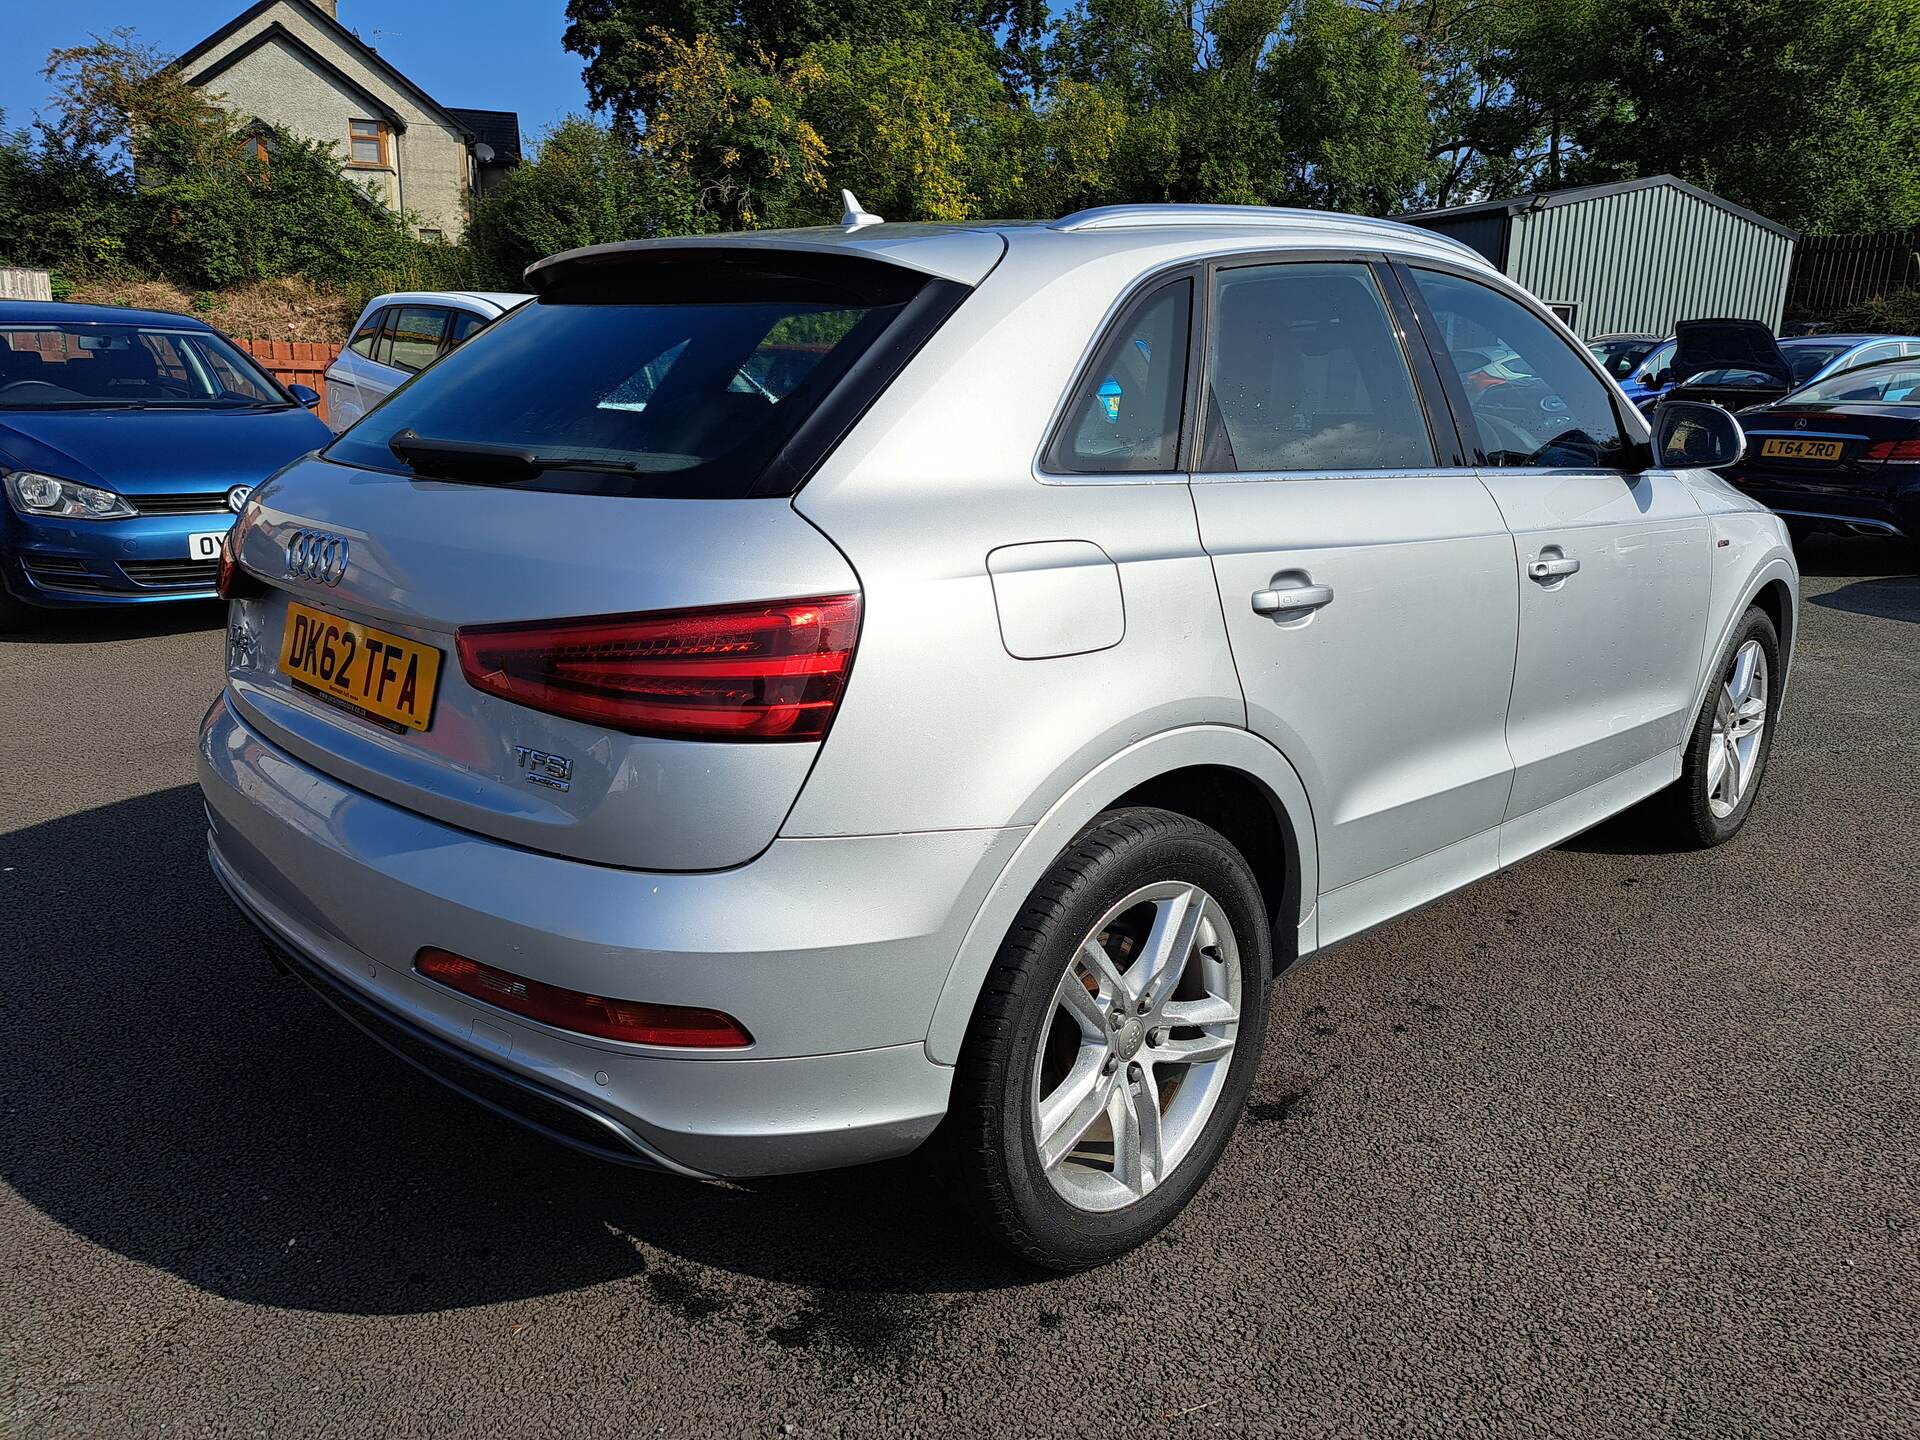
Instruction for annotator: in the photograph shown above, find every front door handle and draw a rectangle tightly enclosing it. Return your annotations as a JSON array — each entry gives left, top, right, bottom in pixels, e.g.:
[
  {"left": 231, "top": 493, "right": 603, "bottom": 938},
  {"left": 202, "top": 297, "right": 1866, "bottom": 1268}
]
[
  {"left": 1251, "top": 582, "right": 1334, "bottom": 615},
  {"left": 1528, "top": 555, "right": 1581, "bottom": 582}
]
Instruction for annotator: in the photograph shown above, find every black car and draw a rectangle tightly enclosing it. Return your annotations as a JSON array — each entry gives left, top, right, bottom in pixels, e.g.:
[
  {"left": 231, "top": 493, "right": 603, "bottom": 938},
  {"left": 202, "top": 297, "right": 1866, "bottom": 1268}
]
[{"left": 1724, "top": 355, "right": 1920, "bottom": 549}]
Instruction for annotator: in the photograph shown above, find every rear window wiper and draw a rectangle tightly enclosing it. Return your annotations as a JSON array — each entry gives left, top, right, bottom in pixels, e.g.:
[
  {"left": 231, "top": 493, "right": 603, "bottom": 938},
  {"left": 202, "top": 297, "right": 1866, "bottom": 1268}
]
[{"left": 388, "top": 431, "right": 649, "bottom": 482}]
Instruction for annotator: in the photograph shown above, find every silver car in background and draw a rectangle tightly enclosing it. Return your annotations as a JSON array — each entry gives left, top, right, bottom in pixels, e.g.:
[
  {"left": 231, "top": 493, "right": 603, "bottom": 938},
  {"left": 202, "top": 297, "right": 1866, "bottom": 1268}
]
[
  {"left": 202, "top": 204, "right": 1797, "bottom": 1269},
  {"left": 324, "top": 290, "right": 530, "bottom": 430}
]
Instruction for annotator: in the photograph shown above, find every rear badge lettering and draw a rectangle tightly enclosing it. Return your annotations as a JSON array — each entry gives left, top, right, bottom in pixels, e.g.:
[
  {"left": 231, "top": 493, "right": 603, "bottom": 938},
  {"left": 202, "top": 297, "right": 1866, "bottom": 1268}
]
[{"left": 513, "top": 745, "right": 574, "bottom": 792}]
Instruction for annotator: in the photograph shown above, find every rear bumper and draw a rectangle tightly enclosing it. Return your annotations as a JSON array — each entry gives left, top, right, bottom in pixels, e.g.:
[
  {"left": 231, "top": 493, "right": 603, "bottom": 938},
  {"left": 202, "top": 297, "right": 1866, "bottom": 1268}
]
[
  {"left": 197, "top": 691, "right": 1024, "bottom": 1176},
  {"left": 1728, "top": 477, "right": 1919, "bottom": 539},
  {"left": 3, "top": 510, "right": 231, "bottom": 606}
]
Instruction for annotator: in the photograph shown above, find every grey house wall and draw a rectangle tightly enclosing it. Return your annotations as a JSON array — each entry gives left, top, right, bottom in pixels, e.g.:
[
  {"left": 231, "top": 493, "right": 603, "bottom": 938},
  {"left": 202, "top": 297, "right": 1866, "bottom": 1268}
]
[{"left": 1411, "top": 180, "right": 1797, "bottom": 339}]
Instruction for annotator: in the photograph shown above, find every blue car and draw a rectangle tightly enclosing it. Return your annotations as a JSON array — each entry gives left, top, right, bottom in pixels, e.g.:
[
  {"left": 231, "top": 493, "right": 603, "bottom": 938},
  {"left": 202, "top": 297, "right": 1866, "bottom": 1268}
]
[{"left": 1, "top": 302, "right": 331, "bottom": 626}]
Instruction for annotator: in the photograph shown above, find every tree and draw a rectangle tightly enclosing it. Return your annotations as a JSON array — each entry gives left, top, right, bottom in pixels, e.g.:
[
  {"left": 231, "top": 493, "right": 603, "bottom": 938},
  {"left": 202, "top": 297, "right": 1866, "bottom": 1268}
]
[
  {"left": 635, "top": 32, "right": 829, "bottom": 228},
  {"left": 797, "top": 28, "right": 1030, "bottom": 220},
  {"left": 472, "top": 117, "right": 702, "bottom": 280},
  {"left": 1566, "top": 0, "right": 1920, "bottom": 233},
  {"left": 1267, "top": 0, "right": 1433, "bottom": 211}
]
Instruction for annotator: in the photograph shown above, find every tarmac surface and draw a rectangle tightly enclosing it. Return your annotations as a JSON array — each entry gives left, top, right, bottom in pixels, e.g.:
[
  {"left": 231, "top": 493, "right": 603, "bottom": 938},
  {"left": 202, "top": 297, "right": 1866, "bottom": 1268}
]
[{"left": 4, "top": 536, "right": 1916, "bottom": 1437}]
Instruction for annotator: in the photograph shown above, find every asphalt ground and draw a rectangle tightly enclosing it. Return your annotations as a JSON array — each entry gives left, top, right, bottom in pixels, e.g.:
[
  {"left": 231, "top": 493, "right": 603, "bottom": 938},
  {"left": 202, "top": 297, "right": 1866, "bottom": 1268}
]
[{"left": 3, "top": 536, "right": 1916, "bottom": 1438}]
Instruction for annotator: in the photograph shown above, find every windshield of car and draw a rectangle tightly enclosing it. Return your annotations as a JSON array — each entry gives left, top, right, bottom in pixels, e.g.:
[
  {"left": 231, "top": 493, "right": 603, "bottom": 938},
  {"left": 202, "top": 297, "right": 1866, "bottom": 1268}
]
[
  {"left": 1631, "top": 340, "right": 1675, "bottom": 383},
  {"left": 1589, "top": 338, "right": 1657, "bottom": 379},
  {"left": 1791, "top": 362, "right": 1920, "bottom": 405},
  {"left": 1780, "top": 343, "right": 1850, "bottom": 384},
  {"left": 0, "top": 323, "right": 290, "bottom": 409},
  {"left": 325, "top": 256, "right": 929, "bottom": 498}
]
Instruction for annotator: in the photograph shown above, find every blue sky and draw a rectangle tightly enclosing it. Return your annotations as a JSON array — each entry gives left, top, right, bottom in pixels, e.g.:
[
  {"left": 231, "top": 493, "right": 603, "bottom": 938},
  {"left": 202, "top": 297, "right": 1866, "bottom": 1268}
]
[{"left": 0, "top": 0, "right": 593, "bottom": 146}]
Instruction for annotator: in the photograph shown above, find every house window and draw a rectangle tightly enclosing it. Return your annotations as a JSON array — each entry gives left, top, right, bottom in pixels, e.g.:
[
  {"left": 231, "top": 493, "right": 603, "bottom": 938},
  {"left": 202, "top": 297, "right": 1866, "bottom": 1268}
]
[
  {"left": 348, "top": 118, "right": 390, "bottom": 168},
  {"left": 419, "top": 228, "right": 443, "bottom": 243}
]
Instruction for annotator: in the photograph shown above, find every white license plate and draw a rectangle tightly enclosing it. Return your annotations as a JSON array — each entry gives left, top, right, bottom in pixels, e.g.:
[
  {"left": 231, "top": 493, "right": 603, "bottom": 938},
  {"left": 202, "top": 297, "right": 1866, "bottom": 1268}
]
[{"left": 187, "top": 530, "right": 225, "bottom": 560}]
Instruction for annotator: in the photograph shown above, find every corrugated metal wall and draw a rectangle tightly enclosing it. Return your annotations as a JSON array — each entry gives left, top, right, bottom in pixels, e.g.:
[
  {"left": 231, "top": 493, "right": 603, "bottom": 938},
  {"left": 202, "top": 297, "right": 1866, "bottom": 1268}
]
[{"left": 1500, "top": 185, "right": 1795, "bottom": 338}]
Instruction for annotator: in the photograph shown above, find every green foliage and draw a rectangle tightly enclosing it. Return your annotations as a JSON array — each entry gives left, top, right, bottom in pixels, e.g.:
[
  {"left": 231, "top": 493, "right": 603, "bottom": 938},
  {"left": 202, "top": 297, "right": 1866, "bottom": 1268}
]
[
  {"left": 470, "top": 116, "right": 703, "bottom": 280},
  {"left": 1827, "top": 288, "right": 1920, "bottom": 336}
]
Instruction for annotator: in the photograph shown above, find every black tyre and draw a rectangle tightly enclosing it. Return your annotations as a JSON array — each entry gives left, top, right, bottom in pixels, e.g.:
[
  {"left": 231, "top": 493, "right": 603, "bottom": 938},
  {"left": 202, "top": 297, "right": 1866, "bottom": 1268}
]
[
  {"left": 1664, "top": 606, "right": 1782, "bottom": 846},
  {"left": 942, "top": 807, "right": 1271, "bottom": 1270}
]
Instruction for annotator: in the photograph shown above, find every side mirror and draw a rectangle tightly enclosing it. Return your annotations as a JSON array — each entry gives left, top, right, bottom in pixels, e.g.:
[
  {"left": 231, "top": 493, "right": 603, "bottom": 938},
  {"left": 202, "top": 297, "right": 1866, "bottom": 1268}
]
[
  {"left": 287, "top": 383, "right": 322, "bottom": 409},
  {"left": 1651, "top": 367, "right": 1676, "bottom": 388},
  {"left": 1655, "top": 400, "right": 1746, "bottom": 470}
]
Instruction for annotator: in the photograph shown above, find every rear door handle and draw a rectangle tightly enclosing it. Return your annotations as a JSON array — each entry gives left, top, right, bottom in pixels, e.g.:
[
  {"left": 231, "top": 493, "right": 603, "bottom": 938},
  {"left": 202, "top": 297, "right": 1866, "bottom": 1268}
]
[
  {"left": 1528, "top": 556, "right": 1581, "bottom": 582},
  {"left": 1251, "top": 583, "right": 1334, "bottom": 614}
]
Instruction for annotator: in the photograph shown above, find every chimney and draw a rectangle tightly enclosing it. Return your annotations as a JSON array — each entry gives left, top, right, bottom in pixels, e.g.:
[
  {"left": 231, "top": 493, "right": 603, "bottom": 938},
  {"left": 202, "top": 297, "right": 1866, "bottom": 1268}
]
[{"left": 313, "top": 0, "right": 339, "bottom": 16}]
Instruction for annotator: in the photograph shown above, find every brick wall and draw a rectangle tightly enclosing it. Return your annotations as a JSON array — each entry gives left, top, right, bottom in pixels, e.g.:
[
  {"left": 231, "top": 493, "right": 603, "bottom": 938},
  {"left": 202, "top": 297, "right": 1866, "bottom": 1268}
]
[{"left": 235, "top": 338, "right": 338, "bottom": 420}]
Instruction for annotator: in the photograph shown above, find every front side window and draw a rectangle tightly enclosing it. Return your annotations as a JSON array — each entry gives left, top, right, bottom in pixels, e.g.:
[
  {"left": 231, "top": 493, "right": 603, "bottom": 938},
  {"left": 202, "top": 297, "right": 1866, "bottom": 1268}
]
[
  {"left": 1047, "top": 279, "right": 1192, "bottom": 474},
  {"left": 1202, "top": 262, "right": 1433, "bottom": 473},
  {"left": 1409, "top": 268, "right": 1628, "bottom": 468},
  {"left": 348, "top": 308, "right": 386, "bottom": 358}
]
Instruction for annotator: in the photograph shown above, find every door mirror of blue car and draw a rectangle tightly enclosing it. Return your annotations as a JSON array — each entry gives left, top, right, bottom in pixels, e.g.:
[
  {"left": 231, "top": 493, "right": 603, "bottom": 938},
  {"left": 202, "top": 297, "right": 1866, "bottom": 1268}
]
[
  {"left": 287, "top": 383, "right": 322, "bottom": 409},
  {"left": 1655, "top": 400, "right": 1746, "bottom": 470}
]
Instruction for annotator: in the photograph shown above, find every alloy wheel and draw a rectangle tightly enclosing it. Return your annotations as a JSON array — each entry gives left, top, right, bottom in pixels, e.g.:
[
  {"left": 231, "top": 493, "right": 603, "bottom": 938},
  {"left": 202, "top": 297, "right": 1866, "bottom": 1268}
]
[
  {"left": 1707, "top": 638, "right": 1769, "bottom": 819},
  {"left": 1029, "top": 881, "right": 1242, "bottom": 1213}
]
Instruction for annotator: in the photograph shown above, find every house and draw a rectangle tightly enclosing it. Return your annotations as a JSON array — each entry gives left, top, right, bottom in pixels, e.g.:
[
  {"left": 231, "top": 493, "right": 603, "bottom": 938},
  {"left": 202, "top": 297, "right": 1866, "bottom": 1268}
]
[
  {"left": 1405, "top": 175, "right": 1800, "bottom": 339},
  {"left": 172, "top": 0, "right": 520, "bottom": 240}
]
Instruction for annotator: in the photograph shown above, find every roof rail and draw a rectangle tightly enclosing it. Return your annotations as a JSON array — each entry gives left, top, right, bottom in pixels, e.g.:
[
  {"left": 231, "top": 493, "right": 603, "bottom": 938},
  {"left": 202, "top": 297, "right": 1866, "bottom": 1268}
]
[{"left": 1050, "top": 204, "right": 1484, "bottom": 260}]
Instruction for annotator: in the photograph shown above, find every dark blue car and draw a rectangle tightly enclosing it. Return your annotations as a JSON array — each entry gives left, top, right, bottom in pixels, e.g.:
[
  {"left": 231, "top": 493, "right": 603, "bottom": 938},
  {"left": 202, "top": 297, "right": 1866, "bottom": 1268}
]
[{"left": 1, "top": 302, "right": 331, "bottom": 626}]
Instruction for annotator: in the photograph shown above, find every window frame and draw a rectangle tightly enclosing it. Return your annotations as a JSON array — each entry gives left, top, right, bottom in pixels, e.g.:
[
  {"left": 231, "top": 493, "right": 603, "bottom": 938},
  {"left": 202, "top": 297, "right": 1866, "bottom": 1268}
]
[
  {"left": 1389, "top": 257, "right": 1653, "bottom": 474},
  {"left": 347, "top": 118, "right": 391, "bottom": 170},
  {"left": 1038, "top": 264, "right": 1204, "bottom": 482},
  {"left": 1186, "top": 248, "right": 1464, "bottom": 481}
]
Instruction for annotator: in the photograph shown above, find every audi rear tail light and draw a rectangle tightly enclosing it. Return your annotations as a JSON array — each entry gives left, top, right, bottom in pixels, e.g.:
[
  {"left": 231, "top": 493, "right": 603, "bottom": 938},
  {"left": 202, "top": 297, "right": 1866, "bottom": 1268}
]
[
  {"left": 416, "top": 949, "right": 752, "bottom": 1048},
  {"left": 1861, "top": 438, "right": 1920, "bottom": 464},
  {"left": 216, "top": 525, "right": 265, "bottom": 600},
  {"left": 456, "top": 594, "right": 860, "bottom": 741}
]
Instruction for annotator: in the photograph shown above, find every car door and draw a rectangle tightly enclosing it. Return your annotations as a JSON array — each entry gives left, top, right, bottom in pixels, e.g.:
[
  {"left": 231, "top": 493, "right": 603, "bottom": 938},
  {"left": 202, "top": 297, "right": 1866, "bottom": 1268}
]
[
  {"left": 1187, "top": 256, "right": 1520, "bottom": 941},
  {"left": 1398, "top": 264, "right": 1711, "bottom": 856},
  {"left": 326, "top": 306, "right": 388, "bottom": 431}
]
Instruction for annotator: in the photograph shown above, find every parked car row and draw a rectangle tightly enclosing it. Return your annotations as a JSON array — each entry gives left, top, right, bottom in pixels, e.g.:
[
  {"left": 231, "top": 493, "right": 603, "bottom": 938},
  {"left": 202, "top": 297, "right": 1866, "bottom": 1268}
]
[
  {"left": 0, "top": 290, "right": 529, "bottom": 623},
  {"left": 1585, "top": 321, "right": 1920, "bottom": 544}
]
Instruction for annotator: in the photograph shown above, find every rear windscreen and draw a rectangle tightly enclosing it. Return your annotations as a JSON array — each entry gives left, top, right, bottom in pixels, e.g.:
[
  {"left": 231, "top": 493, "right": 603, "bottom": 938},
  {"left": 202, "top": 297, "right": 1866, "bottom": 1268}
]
[{"left": 324, "top": 252, "right": 938, "bottom": 498}]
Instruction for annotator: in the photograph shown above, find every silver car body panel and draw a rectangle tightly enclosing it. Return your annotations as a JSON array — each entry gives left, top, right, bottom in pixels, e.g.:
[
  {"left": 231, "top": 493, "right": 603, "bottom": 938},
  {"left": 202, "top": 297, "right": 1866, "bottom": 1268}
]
[
  {"left": 205, "top": 210, "right": 1799, "bottom": 1175},
  {"left": 226, "top": 473, "right": 858, "bottom": 868}
]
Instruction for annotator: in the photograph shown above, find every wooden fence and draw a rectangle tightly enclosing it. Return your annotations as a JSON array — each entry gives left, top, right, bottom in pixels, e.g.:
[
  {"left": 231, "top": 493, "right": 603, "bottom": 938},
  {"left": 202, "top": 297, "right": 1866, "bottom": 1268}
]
[
  {"left": 1, "top": 267, "right": 54, "bottom": 301},
  {"left": 234, "top": 338, "right": 338, "bottom": 421},
  {"left": 1787, "top": 227, "right": 1920, "bottom": 318}
]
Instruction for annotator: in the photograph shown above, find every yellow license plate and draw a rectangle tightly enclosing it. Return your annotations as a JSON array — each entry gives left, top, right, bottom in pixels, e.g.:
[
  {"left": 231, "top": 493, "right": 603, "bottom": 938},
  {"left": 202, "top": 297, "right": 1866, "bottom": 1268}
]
[
  {"left": 278, "top": 600, "right": 442, "bottom": 732},
  {"left": 1759, "top": 437, "right": 1844, "bottom": 462}
]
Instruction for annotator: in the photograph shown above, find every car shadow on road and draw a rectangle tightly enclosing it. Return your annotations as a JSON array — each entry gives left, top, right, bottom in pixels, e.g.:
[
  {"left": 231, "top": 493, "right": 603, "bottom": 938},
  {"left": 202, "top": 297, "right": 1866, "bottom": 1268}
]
[
  {"left": 1808, "top": 576, "right": 1920, "bottom": 624},
  {"left": 1, "top": 785, "right": 1035, "bottom": 1316},
  {"left": 2, "top": 601, "right": 226, "bottom": 644}
]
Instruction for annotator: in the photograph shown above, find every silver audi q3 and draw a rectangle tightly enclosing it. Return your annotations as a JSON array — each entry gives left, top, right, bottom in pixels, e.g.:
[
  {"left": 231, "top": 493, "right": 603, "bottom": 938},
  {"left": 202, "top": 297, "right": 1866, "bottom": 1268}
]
[{"left": 202, "top": 202, "right": 1797, "bottom": 1268}]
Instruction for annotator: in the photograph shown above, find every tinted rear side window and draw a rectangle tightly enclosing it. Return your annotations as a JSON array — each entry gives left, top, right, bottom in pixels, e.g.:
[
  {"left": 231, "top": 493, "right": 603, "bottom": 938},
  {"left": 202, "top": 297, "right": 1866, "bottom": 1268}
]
[
  {"left": 326, "top": 253, "right": 942, "bottom": 498},
  {"left": 1047, "top": 279, "right": 1192, "bottom": 474}
]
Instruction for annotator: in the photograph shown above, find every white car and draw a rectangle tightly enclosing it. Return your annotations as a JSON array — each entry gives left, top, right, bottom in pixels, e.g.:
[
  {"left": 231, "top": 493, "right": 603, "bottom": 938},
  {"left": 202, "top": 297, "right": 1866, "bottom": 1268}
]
[{"left": 325, "top": 291, "right": 530, "bottom": 431}]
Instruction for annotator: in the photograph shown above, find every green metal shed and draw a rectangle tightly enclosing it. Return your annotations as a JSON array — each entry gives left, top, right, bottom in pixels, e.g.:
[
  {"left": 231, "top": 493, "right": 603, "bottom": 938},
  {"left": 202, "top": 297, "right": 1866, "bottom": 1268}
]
[{"left": 1404, "top": 175, "right": 1800, "bottom": 340}]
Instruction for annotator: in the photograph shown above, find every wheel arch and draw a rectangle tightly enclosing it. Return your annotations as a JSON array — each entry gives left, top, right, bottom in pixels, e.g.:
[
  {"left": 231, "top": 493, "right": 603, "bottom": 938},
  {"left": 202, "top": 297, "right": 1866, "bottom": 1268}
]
[
  {"left": 924, "top": 725, "right": 1319, "bottom": 1066},
  {"left": 1693, "top": 551, "right": 1799, "bottom": 720}
]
